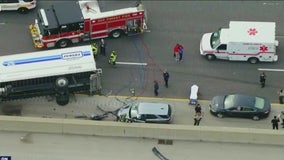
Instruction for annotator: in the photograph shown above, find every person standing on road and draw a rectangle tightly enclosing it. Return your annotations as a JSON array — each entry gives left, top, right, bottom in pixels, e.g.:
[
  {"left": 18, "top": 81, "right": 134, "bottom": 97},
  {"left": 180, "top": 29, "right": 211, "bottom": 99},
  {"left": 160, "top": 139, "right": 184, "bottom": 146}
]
[
  {"left": 194, "top": 112, "right": 203, "bottom": 126},
  {"left": 108, "top": 50, "right": 117, "bottom": 66},
  {"left": 178, "top": 44, "right": 184, "bottom": 62},
  {"left": 271, "top": 116, "right": 280, "bottom": 130},
  {"left": 173, "top": 44, "right": 179, "bottom": 62},
  {"left": 259, "top": 72, "right": 266, "bottom": 88},
  {"left": 100, "top": 38, "right": 106, "bottom": 56},
  {"left": 163, "top": 69, "right": 170, "bottom": 88},
  {"left": 91, "top": 41, "right": 98, "bottom": 58},
  {"left": 154, "top": 80, "right": 159, "bottom": 96},
  {"left": 195, "top": 103, "right": 202, "bottom": 114},
  {"left": 279, "top": 111, "right": 284, "bottom": 128},
  {"left": 278, "top": 89, "right": 284, "bottom": 104}
]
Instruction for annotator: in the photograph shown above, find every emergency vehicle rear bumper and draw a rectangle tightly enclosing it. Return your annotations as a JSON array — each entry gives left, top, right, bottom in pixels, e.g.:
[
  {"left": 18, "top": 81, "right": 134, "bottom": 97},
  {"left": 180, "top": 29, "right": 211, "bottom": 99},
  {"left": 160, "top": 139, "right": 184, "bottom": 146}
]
[{"left": 29, "top": 24, "right": 43, "bottom": 49}]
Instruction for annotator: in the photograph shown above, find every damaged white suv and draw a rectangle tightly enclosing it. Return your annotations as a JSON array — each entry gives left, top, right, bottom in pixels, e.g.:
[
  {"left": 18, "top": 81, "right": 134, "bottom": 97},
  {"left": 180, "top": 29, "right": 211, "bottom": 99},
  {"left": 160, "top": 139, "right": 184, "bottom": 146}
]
[{"left": 117, "top": 102, "right": 173, "bottom": 123}]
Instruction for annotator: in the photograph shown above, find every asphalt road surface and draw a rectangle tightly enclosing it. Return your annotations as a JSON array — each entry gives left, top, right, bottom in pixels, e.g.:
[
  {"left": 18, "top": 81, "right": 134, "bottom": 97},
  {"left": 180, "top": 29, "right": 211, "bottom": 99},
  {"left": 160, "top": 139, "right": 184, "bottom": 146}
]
[
  {"left": 1, "top": 131, "right": 283, "bottom": 160},
  {"left": 1, "top": 1, "right": 284, "bottom": 102}
]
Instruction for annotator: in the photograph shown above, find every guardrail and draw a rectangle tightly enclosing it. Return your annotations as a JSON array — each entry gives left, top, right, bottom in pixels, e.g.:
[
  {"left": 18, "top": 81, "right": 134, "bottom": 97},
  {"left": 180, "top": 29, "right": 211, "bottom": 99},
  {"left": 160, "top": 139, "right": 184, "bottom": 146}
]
[{"left": 0, "top": 116, "right": 283, "bottom": 145}]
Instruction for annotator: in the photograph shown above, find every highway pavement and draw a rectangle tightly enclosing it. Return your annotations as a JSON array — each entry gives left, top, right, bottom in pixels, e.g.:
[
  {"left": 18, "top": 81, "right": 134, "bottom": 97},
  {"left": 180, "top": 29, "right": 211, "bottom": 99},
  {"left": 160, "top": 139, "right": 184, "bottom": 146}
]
[{"left": 1, "top": 1, "right": 284, "bottom": 102}]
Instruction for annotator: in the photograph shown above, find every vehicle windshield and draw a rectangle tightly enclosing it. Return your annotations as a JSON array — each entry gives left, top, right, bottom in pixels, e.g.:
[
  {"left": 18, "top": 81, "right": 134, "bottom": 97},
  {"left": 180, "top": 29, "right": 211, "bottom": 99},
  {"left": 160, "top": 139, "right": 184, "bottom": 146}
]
[
  {"left": 224, "top": 95, "right": 266, "bottom": 110},
  {"left": 37, "top": 12, "right": 44, "bottom": 34},
  {"left": 254, "top": 97, "right": 265, "bottom": 109},
  {"left": 129, "top": 103, "right": 139, "bottom": 118},
  {"left": 37, "top": 11, "right": 59, "bottom": 36},
  {"left": 224, "top": 95, "right": 235, "bottom": 109},
  {"left": 210, "top": 28, "right": 221, "bottom": 49}
]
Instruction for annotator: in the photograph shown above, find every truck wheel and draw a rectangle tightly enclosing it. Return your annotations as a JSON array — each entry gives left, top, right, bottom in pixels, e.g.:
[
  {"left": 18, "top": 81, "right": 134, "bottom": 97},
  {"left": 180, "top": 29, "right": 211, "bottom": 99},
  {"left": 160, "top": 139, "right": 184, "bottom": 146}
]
[
  {"left": 110, "top": 30, "right": 122, "bottom": 38},
  {"left": 248, "top": 57, "right": 259, "bottom": 64},
  {"left": 206, "top": 54, "right": 216, "bottom": 61},
  {"left": 56, "top": 94, "right": 69, "bottom": 106},
  {"left": 18, "top": 7, "right": 28, "bottom": 14},
  {"left": 56, "top": 39, "right": 70, "bottom": 48},
  {"left": 56, "top": 77, "right": 69, "bottom": 88}
]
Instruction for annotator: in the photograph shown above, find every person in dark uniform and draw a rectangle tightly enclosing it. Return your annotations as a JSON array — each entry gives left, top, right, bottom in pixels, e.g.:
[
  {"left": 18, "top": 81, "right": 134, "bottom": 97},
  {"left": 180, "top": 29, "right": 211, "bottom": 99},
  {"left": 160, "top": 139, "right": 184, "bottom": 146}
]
[
  {"left": 260, "top": 72, "right": 266, "bottom": 88},
  {"left": 163, "top": 69, "right": 170, "bottom": 88},
  {"left": 100, "top": 39, "right": 106, "bottom": 56},
  {"left": 195, "top": 103, "right": 202, "bottom": 114},
  {"left": 194, "top": 112, "right": 202, "bottom": 126},
  {"left": 271, "top": 116, "right": 280, "bottom": 130},
  {"left": 154, "top": 80, "right": 159, "bottom": 96}
]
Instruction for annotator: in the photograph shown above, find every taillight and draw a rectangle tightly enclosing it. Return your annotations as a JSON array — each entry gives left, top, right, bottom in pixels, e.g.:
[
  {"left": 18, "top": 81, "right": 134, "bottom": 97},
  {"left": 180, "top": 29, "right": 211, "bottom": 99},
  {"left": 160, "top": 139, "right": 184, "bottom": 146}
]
[{"left": 264, "top": 110, "right": 270, "bottom": 114}]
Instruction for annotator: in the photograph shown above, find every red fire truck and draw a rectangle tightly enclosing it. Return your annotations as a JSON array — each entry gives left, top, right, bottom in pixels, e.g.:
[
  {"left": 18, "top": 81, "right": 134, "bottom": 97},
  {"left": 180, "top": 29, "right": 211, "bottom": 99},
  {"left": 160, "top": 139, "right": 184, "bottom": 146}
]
[{"left": 29, "top": 0, "right": 147, "bottom": 48}]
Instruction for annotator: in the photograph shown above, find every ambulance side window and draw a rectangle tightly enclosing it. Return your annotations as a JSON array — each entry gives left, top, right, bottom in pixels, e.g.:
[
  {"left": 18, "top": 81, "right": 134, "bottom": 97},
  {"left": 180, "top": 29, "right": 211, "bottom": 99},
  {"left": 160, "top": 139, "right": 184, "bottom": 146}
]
[{"left": 217, "top": 44, "right": 227, "bottom": 50}]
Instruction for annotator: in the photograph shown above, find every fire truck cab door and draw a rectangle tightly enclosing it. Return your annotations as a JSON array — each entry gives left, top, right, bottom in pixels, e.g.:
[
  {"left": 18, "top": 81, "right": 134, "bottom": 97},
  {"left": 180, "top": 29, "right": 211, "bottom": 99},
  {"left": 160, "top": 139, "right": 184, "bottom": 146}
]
[
  {"left": 83, "top": 19, "right": 91, "bottom": 40},
  {"left": 127, "top": 19, "right": 142, "bottom": 36}
]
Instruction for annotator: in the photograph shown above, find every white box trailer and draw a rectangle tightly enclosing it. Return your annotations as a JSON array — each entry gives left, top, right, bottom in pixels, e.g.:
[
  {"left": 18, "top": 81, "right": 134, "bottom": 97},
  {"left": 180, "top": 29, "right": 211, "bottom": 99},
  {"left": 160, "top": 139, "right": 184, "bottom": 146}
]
[
  {"left": 200, "top": 21, "right": 279, "bottom": 64},
  {"left": 0, "top": 45, "right": 102, "bottom": 106}
]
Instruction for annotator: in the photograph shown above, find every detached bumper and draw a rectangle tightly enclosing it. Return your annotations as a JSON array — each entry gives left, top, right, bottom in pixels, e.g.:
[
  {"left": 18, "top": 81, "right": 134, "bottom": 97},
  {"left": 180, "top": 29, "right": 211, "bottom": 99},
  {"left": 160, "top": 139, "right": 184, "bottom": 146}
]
[{"left": 29, "top": 24, "right": 43, "bottom": 49}]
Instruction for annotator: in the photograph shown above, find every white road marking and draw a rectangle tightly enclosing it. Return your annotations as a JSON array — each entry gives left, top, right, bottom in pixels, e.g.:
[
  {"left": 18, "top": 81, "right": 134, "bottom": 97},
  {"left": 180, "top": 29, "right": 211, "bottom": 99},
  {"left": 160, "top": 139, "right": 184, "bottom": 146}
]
[
  {"left": 258, "top": 68, "right": 284, "bottom": 72},
  {"left": 116, "top": 62, "right": 147, "bottom": 66},
  {"left": 262, "top": 2, "right": 279, "bottom": 5}
]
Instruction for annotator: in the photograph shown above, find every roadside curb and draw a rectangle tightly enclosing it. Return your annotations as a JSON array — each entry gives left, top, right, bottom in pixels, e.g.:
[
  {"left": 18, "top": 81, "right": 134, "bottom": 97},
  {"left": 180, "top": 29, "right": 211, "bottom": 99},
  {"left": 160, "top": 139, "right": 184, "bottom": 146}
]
[{"left": 0, "top": 115, "right": 284, "bottom": 146}]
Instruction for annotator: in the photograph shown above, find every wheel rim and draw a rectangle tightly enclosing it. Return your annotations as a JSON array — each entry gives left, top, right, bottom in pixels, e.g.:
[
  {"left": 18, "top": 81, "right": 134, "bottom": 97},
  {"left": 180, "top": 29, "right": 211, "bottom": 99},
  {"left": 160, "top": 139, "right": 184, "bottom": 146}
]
[
  {"left": 206, "top": 55, "right": 215, "bottom": 60},
  {"left": 253, "top": 116, "right": 259, "bottom": 120},
  {"left": 58, "top": 40, "right": 68, "bottom": 48},
  {"left": 249, "top": 58, "right": 258, "bottom": 64},
  {"left": 217, "top": 113, "right": 223, "bottom": 118},
  {"left": 60, "top": 41, "right": 67, "bottom": 47},
  {"left": 112, "top": 31, "right": 120, "bottom": 38}
]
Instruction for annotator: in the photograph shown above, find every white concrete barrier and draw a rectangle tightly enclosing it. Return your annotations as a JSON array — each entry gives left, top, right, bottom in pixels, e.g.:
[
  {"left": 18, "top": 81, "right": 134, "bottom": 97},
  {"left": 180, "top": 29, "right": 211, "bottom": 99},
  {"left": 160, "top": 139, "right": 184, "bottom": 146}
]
[{"left": 0, "top": 116, "right": 284, "bottom": 145}]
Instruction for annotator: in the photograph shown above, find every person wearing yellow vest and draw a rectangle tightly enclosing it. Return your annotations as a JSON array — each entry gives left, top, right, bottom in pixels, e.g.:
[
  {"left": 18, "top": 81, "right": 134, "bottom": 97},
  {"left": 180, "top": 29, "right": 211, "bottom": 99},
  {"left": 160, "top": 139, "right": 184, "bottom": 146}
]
[
  {"left": 108, "top": 50, "right": 117, "bottom": 65},
  {"left": 91, "top": 42, "right": 98, "bottom": 58}
]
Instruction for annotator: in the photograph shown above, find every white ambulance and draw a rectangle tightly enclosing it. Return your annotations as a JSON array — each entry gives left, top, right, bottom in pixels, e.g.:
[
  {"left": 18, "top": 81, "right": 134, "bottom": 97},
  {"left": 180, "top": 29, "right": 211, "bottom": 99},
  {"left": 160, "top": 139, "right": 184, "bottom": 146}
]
[
  {"left": 200, "top": 21, "right": 279, "bottom": 64},
  {"left": 0, "top": 0, "right": 36, "bottom": 13}
]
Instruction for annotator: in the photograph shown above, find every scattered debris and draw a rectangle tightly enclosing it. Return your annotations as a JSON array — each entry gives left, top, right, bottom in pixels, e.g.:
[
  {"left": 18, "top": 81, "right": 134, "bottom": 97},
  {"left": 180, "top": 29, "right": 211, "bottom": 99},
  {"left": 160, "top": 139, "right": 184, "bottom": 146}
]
[
  {"left": 152, "top": 147, "right": 169, "bottom": 160},
  {"left": 20, "top": 133, "right": 32, "bottom": 143}
]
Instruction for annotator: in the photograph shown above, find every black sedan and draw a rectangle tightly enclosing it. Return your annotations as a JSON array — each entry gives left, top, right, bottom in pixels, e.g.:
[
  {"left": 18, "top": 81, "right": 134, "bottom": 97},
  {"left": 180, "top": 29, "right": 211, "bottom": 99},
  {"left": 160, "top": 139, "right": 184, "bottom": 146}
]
[{"left": 209, "top": 94, "right": 271, "bottom": 120}]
